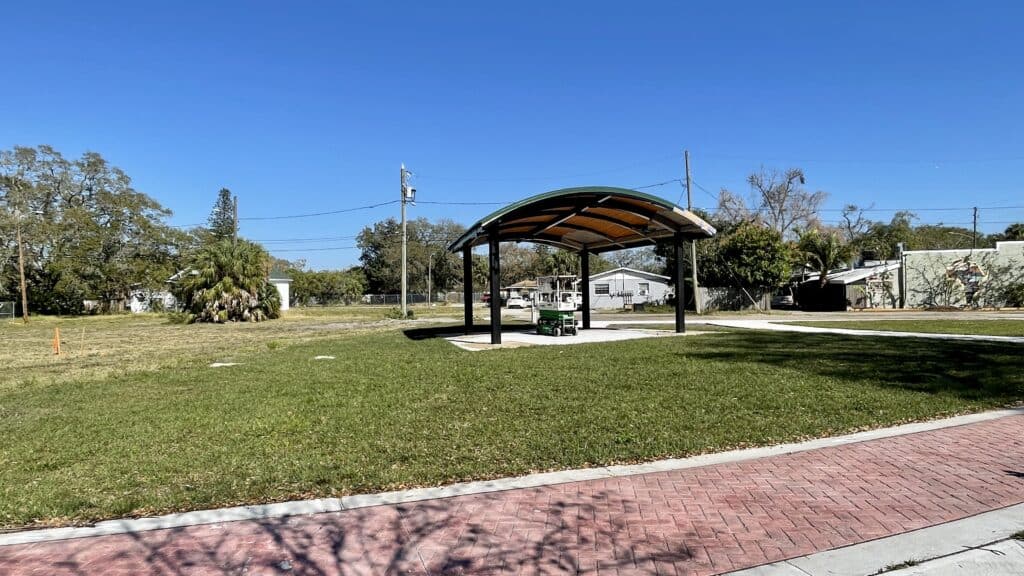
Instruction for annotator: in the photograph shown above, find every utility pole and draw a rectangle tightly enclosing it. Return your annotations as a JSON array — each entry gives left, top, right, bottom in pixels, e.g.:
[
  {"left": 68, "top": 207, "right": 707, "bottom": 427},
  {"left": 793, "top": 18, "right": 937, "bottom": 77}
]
[
  {"left": 232, "top": 195, "right": 239, "bottom": 245},
  {"left": 400, "top": 164, "right": 415, "bottom": 317},
  {"left": 15, "top": 215, "right": 28, "bottom": 323},
  {"left": 972, "top": 206, "right": 978, "bottom": 251},
  {"left": 685, "top": 150, "right": 701, "bottom": 314}
]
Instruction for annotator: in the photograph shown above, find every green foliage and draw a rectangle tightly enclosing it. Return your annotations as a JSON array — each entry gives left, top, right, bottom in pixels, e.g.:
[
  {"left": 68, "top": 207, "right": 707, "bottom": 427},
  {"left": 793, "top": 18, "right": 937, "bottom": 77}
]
[
  {"left": 357, "top": 217, "right": 466, "bottom": 294},
  {"left": 0, "top": 145, "right": 187, "bottom": 313},
  {"left": 289, "top": 266, "right": 366, "bottom": 306},
  {"left": 717, "top": 223, "right": 792, "bottom": 289},
  {"left": 207, "top": 188, "right": 236, "bottom": 240},
  {"left": 797, "top": 228, "right": 854, "bottom": 288},
  {"left": 1000, "top": 282, "right": 1024, "bottom": 308},
  {"left": 175, "top": 239, "right": 279, "bottom": 322},
  {"left": 665, "top": 219, "right": 790, "bottom": 290},
  {"left": 383, "top": 306, "right": 414, "bottom": 319},
  {"left": 165, "top": 311, "right": 191, "bottom": 324}
]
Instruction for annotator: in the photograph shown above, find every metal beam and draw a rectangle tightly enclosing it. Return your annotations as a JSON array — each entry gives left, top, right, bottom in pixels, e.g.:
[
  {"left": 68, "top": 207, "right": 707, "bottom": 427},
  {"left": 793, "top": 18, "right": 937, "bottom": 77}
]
[
  {"left": 674, "top": 233, "right": 685, "bottom": 333},
  {"left": 581, "top": 248, "right": 591, "bottom": 330},
  {"left": 463, "top": 246, "right": 473, "bottom": 335},
  {"left": 488, "top": 231, "right": 502, "bottom": 345}
]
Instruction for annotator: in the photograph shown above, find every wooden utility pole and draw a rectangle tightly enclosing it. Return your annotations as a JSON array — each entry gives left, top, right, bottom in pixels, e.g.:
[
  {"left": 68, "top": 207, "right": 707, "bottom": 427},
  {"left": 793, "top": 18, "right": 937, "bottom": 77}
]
[
  {"left": 685, "top": 150, "right": 701, "bottom": 314},
  {"left": 232, "top": 195, "right": 239, "bottom": 245},
  {"left": 16, "top": 217, "right": 29, "bottom": 323},
  {"left": 972, "top": 206, "right": 978, "bottom": 250}
]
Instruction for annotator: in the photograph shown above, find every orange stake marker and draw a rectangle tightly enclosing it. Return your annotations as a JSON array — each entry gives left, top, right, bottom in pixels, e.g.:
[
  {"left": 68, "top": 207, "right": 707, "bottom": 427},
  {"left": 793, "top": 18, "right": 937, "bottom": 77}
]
[{"left": 53, "top": 327, "right": 61, "bottom": 355}]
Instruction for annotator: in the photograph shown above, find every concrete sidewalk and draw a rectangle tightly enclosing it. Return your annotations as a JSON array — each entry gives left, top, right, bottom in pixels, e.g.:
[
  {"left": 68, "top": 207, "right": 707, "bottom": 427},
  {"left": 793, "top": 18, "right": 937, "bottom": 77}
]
[{"left": 2, "top": 410, "right": 1023, "bottom": 575}]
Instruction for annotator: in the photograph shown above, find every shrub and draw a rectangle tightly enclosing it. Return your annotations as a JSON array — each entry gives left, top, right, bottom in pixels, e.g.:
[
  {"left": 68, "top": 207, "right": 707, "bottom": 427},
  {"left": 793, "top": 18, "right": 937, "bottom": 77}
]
[
  {"left": 1001, "top": 282, "right": 1024, "bottom": 308},
  {"left": 384, "top": 307, "right": 414, "bottom": 320}
]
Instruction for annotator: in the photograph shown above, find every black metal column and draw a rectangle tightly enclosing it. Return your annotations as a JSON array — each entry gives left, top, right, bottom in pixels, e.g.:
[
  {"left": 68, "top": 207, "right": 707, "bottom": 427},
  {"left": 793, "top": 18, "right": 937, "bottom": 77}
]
[
  {"left": 488, "top": 232, "right": 502, "bottom": 344},
  {"left": 463, "top": 246, "right": 473, "bottom": 334},
  {"left": 580, "top": 248, "right": 591, "bottom": 329},
  {"left": 674, "top": 233, "right": 686, "bottom": 333}
]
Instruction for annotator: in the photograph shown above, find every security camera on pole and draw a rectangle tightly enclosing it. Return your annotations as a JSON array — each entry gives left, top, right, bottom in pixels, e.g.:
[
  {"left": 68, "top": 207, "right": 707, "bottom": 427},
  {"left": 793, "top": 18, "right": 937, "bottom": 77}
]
[{"left": 400, "top": 164, "right": 416, "bottom": 317}]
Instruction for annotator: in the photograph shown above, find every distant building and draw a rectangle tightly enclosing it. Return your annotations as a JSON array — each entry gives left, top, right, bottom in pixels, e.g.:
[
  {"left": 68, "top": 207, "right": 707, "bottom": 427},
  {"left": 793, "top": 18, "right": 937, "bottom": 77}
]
[
  {"left": 587, "top": 267, "right": 670, "bottom": 310},
  {"left": 269, "top": 271, "right": 292, "bottom": 311}
]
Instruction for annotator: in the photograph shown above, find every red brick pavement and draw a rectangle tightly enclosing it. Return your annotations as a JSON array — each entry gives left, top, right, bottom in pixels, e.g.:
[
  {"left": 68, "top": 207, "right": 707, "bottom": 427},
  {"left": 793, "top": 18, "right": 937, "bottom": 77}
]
[{"left": 2, "top": 415, "right": 1023, "bottom": 575}]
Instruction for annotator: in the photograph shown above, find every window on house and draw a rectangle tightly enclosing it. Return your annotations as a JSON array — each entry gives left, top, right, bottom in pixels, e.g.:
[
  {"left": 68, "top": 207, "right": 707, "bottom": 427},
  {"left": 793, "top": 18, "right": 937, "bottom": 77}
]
[
  {"left": 595, "top": 283, "right": 610, "bottom": 295},
  {"left": 638, "top": 282, "right": 650, "bottom": 295}
]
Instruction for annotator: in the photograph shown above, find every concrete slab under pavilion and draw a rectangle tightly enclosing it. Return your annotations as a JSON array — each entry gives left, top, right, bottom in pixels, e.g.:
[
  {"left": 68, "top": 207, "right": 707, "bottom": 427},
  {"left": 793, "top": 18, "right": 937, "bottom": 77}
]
[{"left": 447, "top": 186, "right": 717, "bottom": 344}]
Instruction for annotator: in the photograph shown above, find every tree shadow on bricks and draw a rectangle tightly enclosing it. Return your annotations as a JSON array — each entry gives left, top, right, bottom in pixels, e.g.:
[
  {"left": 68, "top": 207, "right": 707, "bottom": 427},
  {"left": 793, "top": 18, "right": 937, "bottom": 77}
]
[
  {"left": 681, "top": 331, "right": 1024, "bottom": 402},
  {"left": 0, "top": 491, "right": 695, "bottom": 575}
]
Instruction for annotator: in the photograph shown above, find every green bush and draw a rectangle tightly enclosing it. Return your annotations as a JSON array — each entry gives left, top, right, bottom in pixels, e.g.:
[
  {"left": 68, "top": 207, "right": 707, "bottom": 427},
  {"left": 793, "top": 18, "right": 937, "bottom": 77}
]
[
  {"left": 165, "top": 311, "right": 192, "bottom": 324},
  {"left": 384, "top": 306, "right": 414, "bottom": 319},
  {"left": 1001, "top": 282, "right": 1024, "bottom": 308}
]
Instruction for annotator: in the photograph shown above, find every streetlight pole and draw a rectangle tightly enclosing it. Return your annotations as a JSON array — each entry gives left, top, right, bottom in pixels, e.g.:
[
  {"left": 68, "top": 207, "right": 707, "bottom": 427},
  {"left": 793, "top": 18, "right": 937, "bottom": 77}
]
[{"left": 400, "top": 165, "right": 415, "bottom": 316}]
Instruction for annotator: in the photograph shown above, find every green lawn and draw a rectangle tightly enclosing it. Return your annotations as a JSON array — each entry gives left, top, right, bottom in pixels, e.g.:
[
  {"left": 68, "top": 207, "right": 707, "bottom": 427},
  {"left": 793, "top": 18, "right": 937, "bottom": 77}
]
[
  {"left": 2, "top": 316, "right": 1021, "bottom": 530},
  {"left": 789, "top": 319, "right": 1024, "bottom": 337}
]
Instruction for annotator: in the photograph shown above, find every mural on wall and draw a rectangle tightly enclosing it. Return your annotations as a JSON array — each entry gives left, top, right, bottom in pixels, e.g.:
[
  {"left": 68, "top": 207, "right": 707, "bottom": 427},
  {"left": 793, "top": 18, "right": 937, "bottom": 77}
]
[
  {"left": 904, "top": 244, "right": 1024, "bottom": 309},
  {"left": 945, "top": 258, "right": 988, "bottom": 306},
  {"left": 863, "top": 271, "right": 897, "bottom": 308}
]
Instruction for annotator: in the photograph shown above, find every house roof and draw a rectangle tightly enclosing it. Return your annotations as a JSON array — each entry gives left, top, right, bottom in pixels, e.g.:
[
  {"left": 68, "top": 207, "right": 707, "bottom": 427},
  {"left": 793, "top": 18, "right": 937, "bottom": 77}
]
[
  {"left": 589, "top": 267, "right": 670, "bottom": 283},
  {"left": 803, "top": 261, "right": 901, "bottom": 285},
  {"left": 447, "top": 186, "right": 716, "bottom": 254}
]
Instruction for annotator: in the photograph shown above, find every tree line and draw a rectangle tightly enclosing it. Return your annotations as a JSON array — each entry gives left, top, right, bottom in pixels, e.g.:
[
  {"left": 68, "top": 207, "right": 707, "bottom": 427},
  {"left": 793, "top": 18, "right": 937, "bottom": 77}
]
[{"left": 4, "top": 144, "right": 1022, "bottom": 316}]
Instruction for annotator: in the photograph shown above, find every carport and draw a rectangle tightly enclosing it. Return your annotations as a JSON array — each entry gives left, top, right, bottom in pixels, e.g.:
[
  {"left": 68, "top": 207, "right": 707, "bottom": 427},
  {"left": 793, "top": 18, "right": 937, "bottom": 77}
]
[{"left": 447, "top": 186, "right": 717, "bottom": 344}]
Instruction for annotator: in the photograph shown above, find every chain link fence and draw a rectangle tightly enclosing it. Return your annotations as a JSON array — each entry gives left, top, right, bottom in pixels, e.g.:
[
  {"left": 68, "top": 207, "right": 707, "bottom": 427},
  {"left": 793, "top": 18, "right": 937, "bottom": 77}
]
[
  {"left": 359, "top": 292, "right": 486, "bottom": 306},
  {"left": 0, "top": 301, "right": 14, "bottom": 319}
]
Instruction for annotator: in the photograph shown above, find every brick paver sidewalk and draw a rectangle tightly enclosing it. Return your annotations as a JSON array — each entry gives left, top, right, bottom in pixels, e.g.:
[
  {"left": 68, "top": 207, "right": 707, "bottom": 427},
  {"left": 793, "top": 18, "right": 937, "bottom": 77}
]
[{"left": 3, "top": 415, "right": 1022, "bottom": 575}]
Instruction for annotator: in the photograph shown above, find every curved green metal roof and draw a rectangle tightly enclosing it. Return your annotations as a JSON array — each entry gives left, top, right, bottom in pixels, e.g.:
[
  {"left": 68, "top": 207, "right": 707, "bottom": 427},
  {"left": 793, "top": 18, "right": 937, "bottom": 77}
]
[{"left": 447, "top": 186, "right": 716, "bottom": 254}]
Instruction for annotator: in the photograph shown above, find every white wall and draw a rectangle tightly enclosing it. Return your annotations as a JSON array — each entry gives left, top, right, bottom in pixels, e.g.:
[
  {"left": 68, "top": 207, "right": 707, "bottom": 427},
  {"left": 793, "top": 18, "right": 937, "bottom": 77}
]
[{"left": 272, "top": 280, "right": 291, "bottom": 311}]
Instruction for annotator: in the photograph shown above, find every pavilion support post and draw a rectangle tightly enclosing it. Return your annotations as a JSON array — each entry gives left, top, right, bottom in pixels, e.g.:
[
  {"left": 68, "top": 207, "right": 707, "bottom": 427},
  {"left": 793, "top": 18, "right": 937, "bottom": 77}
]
[
  {"left": 463, "top": 246, "right": 473, "bottom": 335},
  {"left": 580, "top": 248, "right": 591, "bottom": 329},
  {"left": 488, "top": 232, "right": 502, "bottom": 344},
  {"left": 674, "top": 233, "right": 686, "bottom": 333}
]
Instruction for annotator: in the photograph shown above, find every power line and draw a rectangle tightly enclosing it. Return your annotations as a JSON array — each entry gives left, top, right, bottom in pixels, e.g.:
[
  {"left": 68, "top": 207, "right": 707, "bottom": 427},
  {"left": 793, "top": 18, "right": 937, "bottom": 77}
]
[
  {"left": 254, "top": 235, "right": 359, "bottom": 243},
  {"left": 270, "top": 246, "right": 359, "bottom": 252},
  {"left": 240, "top": 200, "right": 399, "bottom": 221}
]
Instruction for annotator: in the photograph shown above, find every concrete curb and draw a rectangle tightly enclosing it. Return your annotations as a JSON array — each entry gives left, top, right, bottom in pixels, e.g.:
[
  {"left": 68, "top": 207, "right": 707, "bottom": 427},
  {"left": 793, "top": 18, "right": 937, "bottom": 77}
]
[
  {"left": 2, "top": 407, "right": 1021, "bottom": 548},
  {"left": 726, "top": 503, "right": 1024, "bottom": 575}
]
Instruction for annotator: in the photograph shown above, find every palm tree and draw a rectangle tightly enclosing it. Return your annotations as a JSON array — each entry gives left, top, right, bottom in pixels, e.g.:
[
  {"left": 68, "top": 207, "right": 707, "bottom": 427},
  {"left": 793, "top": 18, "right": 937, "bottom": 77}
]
[
  {"left": 177, "top": 239, "right": 280, "bottom": 322},
  {"left": 798, "top": 229, "right": 853, "bottom": 289}
]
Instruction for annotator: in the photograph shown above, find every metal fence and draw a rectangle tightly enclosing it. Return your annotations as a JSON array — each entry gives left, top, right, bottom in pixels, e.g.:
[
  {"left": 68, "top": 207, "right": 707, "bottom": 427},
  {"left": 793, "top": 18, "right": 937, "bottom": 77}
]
[
  {"left": 359, "top": 292, "right": 486, "bottom": 306},
  {"left": 0, "top": 301, "right": 14, "bottom": 319}
]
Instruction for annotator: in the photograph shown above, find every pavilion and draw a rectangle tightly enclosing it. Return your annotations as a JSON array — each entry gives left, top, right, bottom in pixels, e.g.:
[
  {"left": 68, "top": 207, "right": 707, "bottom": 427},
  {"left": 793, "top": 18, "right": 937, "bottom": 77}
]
[{"left": 447, "top": 186, "right": 717, "bottom": 344}]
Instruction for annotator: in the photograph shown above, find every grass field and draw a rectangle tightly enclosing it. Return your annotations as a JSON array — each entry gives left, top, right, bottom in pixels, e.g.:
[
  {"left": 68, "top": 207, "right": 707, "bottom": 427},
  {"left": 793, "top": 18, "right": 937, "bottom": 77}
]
[
  {"left": 789, "top": 319, "right": 1024, "bottom": 337},
  {"left": 1, "top": 309, "right": 1022, "bottom": 529}
]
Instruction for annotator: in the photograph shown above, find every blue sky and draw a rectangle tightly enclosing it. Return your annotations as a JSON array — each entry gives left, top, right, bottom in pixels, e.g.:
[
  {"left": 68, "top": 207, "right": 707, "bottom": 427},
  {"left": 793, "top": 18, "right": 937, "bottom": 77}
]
[{"left": 4, "top": 1, "right": 1023, "bottom": 269}]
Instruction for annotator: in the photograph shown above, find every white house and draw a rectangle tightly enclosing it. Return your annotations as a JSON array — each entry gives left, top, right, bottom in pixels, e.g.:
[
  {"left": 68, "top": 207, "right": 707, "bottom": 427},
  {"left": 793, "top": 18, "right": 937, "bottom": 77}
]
[{"left": 588, "top": 267, "right": 671, "bottom": 310}]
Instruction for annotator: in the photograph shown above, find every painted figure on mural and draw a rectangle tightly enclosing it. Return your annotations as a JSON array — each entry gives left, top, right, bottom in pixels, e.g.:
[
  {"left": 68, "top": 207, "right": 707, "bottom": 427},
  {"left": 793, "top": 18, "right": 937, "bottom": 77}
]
[{"left": 945, "top": 258, "right": 988, "bottom": 306}]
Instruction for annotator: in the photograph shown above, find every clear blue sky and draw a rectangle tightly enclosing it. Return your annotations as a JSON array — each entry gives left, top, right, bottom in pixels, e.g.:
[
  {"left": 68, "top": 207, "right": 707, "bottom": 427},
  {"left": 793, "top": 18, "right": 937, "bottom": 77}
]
[{"left": 4, "top": 1, "right": 1023, "bottom": 269}]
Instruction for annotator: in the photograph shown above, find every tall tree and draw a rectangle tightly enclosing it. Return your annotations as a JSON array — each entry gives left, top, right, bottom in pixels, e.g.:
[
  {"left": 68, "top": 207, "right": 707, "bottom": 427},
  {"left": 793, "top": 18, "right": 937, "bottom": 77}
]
[
  {"left": 357, "top": 217, "right": 466, "bottom": 294},
  {"left": 1, "top": 145, "right": 186, "bottom": 313},
  {"left": 208, "top": 188, "right": 236, "bottom": 240},
  {"left": 717, "top": 167, "right": 826, "bottom": 240}
]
